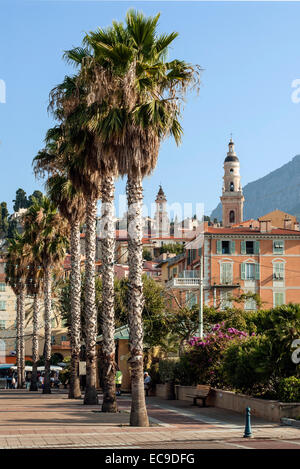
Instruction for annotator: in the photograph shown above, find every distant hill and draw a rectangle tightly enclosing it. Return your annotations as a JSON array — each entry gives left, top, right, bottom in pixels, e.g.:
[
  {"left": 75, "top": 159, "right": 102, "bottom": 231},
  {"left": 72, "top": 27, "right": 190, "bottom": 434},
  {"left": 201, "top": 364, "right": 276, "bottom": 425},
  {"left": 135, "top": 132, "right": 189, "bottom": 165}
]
[{"left": 210, "top": 154, "right": 300, "bottom": 222}]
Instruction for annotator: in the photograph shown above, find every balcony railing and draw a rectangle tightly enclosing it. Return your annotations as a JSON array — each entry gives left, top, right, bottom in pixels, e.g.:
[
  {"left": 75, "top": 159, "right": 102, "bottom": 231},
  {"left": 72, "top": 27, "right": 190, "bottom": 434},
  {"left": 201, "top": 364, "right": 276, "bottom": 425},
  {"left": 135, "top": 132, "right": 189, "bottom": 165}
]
[{"left": 167, "top": 277, "right": 200, "bottom": 289}]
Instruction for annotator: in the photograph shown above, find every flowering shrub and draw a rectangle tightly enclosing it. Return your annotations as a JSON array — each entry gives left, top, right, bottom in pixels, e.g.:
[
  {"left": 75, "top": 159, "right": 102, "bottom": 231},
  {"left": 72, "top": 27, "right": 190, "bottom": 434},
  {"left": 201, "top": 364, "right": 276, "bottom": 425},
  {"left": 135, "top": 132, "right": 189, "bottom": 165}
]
[{"left": 177, "top": 323, "right": 250, "bottom": 387}]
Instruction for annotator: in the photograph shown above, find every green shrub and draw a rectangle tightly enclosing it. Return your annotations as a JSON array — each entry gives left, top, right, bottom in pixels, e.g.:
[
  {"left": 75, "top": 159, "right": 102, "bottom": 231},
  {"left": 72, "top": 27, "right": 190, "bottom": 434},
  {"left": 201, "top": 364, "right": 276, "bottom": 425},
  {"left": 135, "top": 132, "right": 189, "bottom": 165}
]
[
  {"left": 278, "top": 377, "right": 300, "bottom": 403},
  {"left": 158, "top": 358, "right": 179, "bottom": 383}
]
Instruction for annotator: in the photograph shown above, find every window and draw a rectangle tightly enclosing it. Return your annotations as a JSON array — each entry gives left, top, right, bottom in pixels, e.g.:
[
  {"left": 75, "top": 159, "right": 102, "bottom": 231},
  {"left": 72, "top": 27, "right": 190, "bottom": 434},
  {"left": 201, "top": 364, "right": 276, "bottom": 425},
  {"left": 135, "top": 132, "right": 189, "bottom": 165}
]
[
  {"left": 273, "top": 262, "right": 284, "bottom": 280},
  {"left": 230, "top": 182, "right": 234, "bottom": 192},
  {"left": 229, "top": 210, "right": 235, "bottom": 223},
  {"left": 0, "top": 320, "right": 5, "bottom": 330},
  {"left": 241, "top": 263, "right": 259, "bottom": 280},
  {"left": 273, "top": 240, "right": 284, "bottom": 255},
  {"left": 217, "top": 240, "right": 235, "bottom": 255},
  {"left": 244, "top": 297, "right": 257, "bottom": 310},
  {"left": 241, "top": 240, "right": 260, "bottom": 255},
  {"left": 245, "top": 263, "right": 255, "bottom": 279},
  {"left": 0, "top": 301, "right": 6, "bottom": 311},
  {"left": 220, "top": 291, "right": 232, "bottom": 310},
  {"left": 61, "top": 335, "right": 67, "bottom": 342},
  {"left": 186, "top": 292, "right": 197, "bottom": 308},
  {"left": 0, "top": 283, "right": 5, "bottom": 292},
  {"left": 221, "top": 263, "right": 233, "bottom": 284},
  {"left": 51, "top": 336, "right": 56, "bottom": 345},
  {"left": 274, "top": 292, "right": 284, "bottom": 307},
  {"left": 222, "top": 241, "right": 230, "bottom": 254}
]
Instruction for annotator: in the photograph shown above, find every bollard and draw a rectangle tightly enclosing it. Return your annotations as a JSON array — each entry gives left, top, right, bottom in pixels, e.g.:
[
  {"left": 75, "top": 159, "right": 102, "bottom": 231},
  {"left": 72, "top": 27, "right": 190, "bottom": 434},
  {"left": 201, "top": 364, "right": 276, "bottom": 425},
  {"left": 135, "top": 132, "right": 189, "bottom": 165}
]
[{"left": 243, "top": 407, "right": 253, "bottom": 438}]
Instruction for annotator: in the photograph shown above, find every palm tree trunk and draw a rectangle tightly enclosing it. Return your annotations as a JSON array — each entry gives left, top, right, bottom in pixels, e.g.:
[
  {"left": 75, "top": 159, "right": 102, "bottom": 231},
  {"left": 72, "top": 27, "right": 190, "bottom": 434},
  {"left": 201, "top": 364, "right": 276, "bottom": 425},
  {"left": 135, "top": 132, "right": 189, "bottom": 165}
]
[
  {"left": 30, "top": 293, "right": 40, "bottom": 392},
  {"left": 43, "top": 266, "right": 52, "bottom": 394},
  {"left": 16, "top": 295, "right": 22, "bottom": 388},
  {"left": 18, "top": 285, "right": 25, "bottom": 389},
  {"left": 100, "top": 176, "right": 117, "bottom": 412},
  {"left": 126, "top": 174, "right": 149, "bottom": 427},
  {"left": 83, "top": 195, "right": 98, "bottom": 405},
  {"left": 69, "top": 218, "right": 82, "bottom": 399}
]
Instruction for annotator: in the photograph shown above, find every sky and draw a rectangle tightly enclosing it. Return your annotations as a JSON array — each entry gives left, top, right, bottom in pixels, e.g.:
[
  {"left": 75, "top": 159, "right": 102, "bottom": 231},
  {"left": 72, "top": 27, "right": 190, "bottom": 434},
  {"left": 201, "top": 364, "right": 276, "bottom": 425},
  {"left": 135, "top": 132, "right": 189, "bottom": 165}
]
[{"left": 1, "top": 1, "right": 300, "bottom": 217}]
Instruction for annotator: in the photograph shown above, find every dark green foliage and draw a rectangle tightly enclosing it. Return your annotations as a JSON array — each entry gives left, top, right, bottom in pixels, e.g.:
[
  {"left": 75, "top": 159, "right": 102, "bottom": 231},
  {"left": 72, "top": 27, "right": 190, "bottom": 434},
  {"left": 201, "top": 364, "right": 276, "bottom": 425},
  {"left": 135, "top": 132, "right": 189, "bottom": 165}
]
[
  {"left": 278, "top": 377, "right": 300, "bottom": 403},
  {"left": 159, "top": 243, "right": 184, "bottom": 255},
  {"left": 142, "top": 249, "right": 152, "bottom": 261},
  {"left": 13, "top": 188, "right": 29, "bottom": 212}
]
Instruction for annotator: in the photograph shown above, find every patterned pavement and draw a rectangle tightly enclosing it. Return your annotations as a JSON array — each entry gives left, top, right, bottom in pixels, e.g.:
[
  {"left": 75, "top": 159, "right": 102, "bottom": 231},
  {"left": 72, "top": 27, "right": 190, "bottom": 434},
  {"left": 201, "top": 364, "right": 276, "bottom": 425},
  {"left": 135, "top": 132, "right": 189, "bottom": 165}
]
[{"left": 0, "top": 390, "right": 299, "bottom": 449}]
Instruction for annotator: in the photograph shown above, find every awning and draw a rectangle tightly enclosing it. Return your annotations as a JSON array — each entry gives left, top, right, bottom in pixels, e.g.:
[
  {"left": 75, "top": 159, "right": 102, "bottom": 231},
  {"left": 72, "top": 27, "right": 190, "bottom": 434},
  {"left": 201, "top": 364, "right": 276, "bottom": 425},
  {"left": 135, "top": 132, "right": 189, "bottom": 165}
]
[{"left": 97, "top": 325, "right": 129, "bottom": 342}]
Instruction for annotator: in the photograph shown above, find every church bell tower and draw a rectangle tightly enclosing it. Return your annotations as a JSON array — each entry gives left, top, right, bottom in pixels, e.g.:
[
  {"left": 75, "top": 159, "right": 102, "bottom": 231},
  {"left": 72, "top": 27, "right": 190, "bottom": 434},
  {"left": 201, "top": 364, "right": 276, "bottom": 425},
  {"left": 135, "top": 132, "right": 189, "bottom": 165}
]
[{"left": 220, "top": 138, "right": 244, "bottom": 227}]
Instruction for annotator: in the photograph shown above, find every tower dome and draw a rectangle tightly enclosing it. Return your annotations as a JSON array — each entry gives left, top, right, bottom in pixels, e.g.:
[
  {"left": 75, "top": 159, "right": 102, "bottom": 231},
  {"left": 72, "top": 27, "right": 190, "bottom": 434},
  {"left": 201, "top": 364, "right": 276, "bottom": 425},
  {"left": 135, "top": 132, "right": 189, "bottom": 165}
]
[{"left": 224, "top": 138, "right": 239, "bottom": 163}]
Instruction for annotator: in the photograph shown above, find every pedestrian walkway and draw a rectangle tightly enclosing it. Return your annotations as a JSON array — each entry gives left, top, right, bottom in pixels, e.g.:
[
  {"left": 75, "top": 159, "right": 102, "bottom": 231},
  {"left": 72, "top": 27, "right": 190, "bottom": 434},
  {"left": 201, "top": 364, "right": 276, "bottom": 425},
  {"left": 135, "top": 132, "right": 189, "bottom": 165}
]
[{"left": 0, "top": 390, "right": 299, "bottom": 449}]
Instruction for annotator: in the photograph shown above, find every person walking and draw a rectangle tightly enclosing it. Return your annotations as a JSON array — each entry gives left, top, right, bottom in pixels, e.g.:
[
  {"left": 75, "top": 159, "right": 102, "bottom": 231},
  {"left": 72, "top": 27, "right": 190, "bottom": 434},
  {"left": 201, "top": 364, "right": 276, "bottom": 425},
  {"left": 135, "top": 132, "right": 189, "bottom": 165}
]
[{"left": 115, "top": 368, "right": 123, "bottom": 396}]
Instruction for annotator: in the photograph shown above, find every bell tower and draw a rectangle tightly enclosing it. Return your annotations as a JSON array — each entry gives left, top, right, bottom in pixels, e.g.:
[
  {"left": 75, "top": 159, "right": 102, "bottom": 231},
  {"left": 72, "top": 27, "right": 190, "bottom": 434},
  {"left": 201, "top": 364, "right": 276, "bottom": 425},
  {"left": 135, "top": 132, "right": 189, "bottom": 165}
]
[
  {"left": 220, "top": 138, "right": 244, "bottom": 227},
  {"left": 154, "top": 185, "right": 170, "bottom": 236}
]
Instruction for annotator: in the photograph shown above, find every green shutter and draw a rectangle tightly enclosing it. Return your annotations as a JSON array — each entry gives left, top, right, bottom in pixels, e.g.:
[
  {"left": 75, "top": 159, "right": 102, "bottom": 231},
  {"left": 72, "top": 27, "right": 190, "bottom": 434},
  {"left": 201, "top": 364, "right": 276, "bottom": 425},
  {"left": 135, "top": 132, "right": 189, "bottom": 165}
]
[
  {"left": 241, "top": 263, "right": 246, "bottom": 280},
  {"left": 254, "top": 241, "right": 260, "bottom": 254},
  {"left": 230, "top": 241, "right": 235, "bottom": 254},
  {"left": 241, "top": 240, "right": 246, "bottom": 254},
  {"left": 255, "top": 263, "right": 260, "bottom": 280},
  {"left": 217, "top": 240, "right": 222, "bottom": 255}
]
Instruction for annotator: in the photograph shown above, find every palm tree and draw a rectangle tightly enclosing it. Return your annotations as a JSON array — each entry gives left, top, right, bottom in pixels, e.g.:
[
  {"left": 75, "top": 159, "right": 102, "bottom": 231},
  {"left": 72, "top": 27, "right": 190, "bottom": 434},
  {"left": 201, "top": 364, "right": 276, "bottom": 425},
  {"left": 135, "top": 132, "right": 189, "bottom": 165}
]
[
  {"left": 34, "top": 116, "right": 101, "bottom": 405},
  {"left": 25, "top": 260, "right": 43, "bottom": 391},
  {"left": 66, "top": 9, "right": 199, "bottom": 425},
  {"left": 5, "top": 236, "right": 28, "bottom": 389},
  {"left": 46, "top": 174, "right": 85, "bottom": 399},
  {"left": 23, "top": 197, "right": 69, "bottom": 394},
  {"left": 47, "top": 75, "right": 117, "bottom": 407}
]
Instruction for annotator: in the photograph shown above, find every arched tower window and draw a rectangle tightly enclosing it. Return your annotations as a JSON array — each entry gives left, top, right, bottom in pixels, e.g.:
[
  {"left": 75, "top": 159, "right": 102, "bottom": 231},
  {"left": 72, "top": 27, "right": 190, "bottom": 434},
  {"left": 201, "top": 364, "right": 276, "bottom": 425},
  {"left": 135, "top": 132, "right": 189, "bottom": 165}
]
[
  {"left": 229, "top": 210, "right": 235, "bottom": 223},
  {"left": 230, "top": 182, "right": 234, "bottom": 192}
]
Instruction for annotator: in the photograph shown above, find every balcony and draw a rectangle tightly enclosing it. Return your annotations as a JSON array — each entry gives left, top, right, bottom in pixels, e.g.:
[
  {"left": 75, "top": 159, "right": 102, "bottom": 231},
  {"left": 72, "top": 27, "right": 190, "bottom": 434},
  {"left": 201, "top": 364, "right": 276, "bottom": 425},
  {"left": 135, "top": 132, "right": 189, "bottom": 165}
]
[
  {"left": 52, "top": 341, "right": 71, "bottom": 350},
  {"left": 166, "top": 271, "right": 200, "bottom": 289}
]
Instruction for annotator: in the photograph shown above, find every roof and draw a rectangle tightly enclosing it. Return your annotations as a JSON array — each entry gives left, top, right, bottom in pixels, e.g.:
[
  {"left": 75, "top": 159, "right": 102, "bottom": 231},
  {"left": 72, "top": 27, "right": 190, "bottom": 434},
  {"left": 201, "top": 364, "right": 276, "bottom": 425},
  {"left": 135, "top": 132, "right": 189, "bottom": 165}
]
[
  {"left": 258, "top": 209, "right": 297, "bottom": 222},
  {"left": 224, "top": 155, "right": 239, "bottom": 163},
  {"left": 205, "top": 226, "right": 300, "bottom": 236},
  {"left": 97, "top": 324, "right": 129, "bottom": 342}
]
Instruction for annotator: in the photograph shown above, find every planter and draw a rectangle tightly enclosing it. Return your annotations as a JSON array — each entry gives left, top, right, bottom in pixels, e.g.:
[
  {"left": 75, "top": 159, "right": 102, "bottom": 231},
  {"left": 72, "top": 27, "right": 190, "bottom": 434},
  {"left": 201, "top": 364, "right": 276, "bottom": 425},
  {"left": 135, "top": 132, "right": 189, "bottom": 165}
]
[
  {"left": 174, "top": 385, "right": 300, "bottom": 422},
  {"left": 156, "top": 383, "right": 175, "bottom": 400}
]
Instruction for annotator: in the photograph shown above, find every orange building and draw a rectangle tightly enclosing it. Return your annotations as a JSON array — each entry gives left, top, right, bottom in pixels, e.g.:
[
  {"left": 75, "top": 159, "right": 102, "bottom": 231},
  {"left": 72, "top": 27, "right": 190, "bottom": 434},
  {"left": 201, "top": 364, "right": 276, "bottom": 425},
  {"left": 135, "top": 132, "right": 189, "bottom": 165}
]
[
  {"left": 167, "top": 139, "right": 300, "bottom": 310},
  {"left": 182, "top": 223, "right": 300, "bottom": 310}
]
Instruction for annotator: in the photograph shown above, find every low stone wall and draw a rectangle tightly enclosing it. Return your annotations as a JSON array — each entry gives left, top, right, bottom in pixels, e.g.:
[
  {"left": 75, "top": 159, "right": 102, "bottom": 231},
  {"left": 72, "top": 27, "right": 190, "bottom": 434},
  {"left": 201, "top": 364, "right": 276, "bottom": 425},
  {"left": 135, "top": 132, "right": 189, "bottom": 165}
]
[
  {"left": 156, "top": 384, "right": 170, "bottom": 400},
  {"left": 175, "top": 385, "right": 300, "bottom": 422}
]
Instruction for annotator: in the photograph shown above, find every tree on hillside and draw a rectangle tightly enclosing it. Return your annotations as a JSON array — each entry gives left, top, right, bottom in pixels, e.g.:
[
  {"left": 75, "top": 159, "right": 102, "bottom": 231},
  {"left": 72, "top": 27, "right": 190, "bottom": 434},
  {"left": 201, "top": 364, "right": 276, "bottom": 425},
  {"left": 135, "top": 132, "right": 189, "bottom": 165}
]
[{"left": 13, "top": 188, "right": 29, "bottom": 212}]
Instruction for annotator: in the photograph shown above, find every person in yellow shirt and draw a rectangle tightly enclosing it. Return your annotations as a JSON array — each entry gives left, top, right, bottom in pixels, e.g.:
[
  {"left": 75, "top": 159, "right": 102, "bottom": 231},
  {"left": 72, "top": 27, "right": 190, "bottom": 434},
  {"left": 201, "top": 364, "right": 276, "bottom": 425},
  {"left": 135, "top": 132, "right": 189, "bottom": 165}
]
[{"left": 115, "top": 367, "right": 123, "bottom": 396}]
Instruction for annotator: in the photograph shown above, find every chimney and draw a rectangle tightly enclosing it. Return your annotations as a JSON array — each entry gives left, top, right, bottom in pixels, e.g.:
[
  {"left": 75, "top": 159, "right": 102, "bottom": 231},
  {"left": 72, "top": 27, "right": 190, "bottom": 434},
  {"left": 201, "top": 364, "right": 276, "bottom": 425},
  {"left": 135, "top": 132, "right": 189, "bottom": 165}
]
[
  {"left": 259, "top": 220, "right": 272, "bottom": 233},
  {"left": 284, "top": 218, "right": 292, "bottom": 230}
]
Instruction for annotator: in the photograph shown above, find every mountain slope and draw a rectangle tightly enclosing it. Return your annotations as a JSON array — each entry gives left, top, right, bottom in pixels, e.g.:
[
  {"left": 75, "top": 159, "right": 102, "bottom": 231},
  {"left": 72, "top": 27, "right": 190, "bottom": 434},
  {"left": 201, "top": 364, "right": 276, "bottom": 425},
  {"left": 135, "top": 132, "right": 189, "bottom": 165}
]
[{"left": 210, "top": 155, "right": 300, "bottom": 221}]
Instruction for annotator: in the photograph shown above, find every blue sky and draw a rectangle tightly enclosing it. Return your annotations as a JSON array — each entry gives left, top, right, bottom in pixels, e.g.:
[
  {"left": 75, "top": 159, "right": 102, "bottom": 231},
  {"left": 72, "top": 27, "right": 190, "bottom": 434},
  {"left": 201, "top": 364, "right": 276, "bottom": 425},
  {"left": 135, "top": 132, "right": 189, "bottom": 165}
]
[{"left": 1, "top": 1, "right": 300, "bottom": 216}]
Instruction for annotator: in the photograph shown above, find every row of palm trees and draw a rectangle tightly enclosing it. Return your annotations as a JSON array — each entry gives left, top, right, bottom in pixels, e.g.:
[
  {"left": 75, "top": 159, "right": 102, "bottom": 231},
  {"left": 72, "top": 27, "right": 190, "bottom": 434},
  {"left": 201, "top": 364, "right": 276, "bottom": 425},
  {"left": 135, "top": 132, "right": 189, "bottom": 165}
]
[{"left": 6, "top": 10, "right": 199, "bottom": 426}]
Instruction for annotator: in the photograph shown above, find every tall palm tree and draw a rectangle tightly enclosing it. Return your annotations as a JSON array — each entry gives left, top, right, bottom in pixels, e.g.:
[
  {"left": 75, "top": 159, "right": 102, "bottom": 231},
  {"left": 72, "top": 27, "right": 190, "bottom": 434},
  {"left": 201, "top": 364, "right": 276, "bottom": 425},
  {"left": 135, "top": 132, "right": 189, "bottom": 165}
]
[
  {"left": 34, "top": 113, "right": 101, "bottom": 405},
  {"left": 47, "top": 75, "right": 117, "bottom": 407},
  {"left": 66, "top": 9, "right": 199, "bottom": 425},
  {"left": 46, "top": 174, "right": 85, "bottom": 399},
  {"left": 5, "top": 236, "right": 28, "bottom": 389},
  {"left": 24, "top": 197, "right": 69, "bottom": 394}
]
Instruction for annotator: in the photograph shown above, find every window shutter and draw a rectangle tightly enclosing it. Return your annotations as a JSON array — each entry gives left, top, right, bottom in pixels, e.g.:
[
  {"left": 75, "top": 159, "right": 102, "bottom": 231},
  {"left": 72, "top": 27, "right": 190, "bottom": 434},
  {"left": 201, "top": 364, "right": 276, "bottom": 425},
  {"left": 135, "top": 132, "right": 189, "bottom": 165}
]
[
  {"left": 230, "top": 241, "right": 235, "bottom": 254},
  {"left": 255, "top": 263, "right": 260, "bottom": 280},
  {"left": 241, "top": 263, "right": 246, "bottom": 280},
  {"left": 254, "top": 241, "right": 260, "bottom": 254},
  {"left": 241, "top": 240, "right": 246, "bottom": 255},
  {"left": 217, "top": 240, "right": 222, "bottom": 255}
]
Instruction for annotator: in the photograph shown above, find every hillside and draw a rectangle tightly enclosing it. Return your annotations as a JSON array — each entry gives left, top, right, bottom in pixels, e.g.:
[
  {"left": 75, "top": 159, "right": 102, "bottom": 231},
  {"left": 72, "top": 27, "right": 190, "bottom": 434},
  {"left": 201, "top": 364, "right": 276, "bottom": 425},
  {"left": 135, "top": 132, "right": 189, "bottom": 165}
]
[{"left": 210, "top": 154, "right": 300, "bottom": 221}]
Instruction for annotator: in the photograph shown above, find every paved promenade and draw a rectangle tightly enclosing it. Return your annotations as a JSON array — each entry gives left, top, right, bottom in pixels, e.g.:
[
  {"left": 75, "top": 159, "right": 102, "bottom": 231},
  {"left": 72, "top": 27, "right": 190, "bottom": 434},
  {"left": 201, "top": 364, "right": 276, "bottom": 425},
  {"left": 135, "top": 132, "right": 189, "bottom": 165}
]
[{"left": 0, "top": 390, "right": 299, "bottom": 449}]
